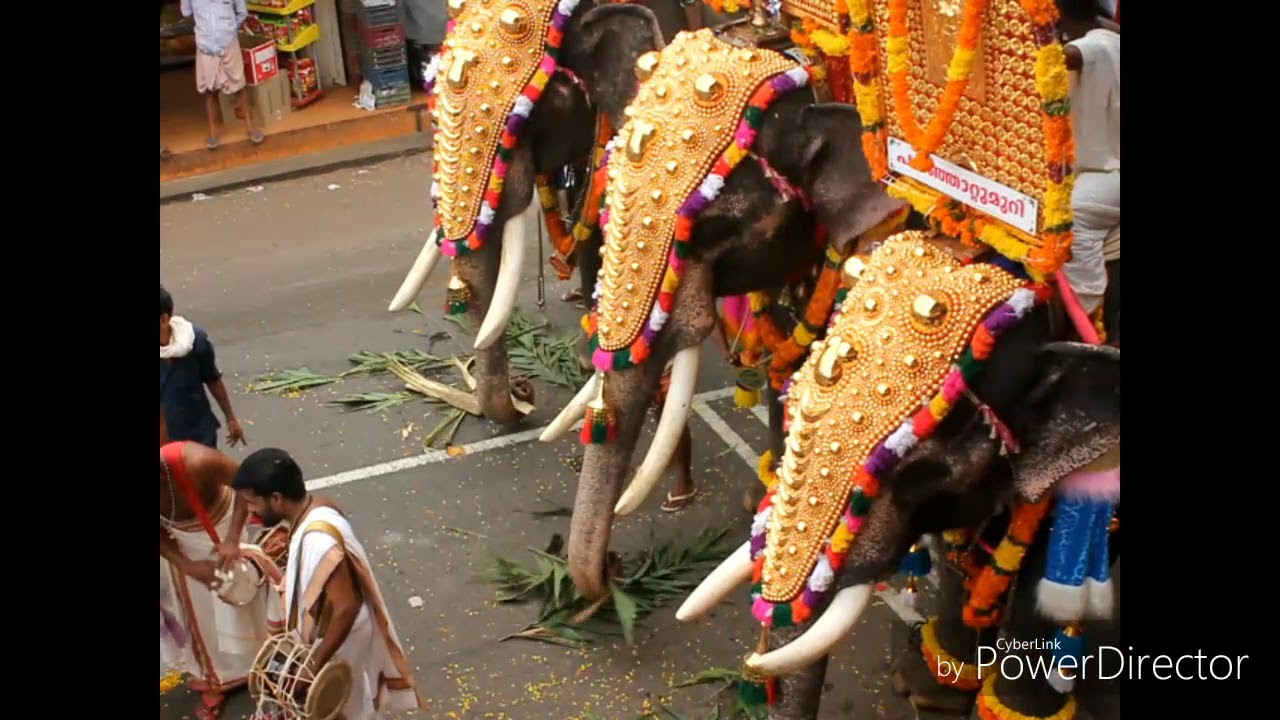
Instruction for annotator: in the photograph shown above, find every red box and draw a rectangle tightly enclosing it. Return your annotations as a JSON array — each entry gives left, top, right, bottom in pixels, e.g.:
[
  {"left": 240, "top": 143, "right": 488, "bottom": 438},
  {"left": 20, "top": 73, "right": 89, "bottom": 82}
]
[{"left": 240, "top": 33, "right": 279, "bottom": 85}]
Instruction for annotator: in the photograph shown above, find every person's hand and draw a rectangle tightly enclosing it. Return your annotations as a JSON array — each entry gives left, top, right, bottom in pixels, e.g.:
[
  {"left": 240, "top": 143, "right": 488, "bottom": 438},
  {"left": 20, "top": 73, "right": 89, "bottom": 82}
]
[
  {"left": 183, "top": 559, "right": 220, "bottom": 589},
  {"left": 226, "top": 419, "right": 246, "bottom": 447},
  {"left": 215, "top": 541, "right": 243, "bottom": 571}
]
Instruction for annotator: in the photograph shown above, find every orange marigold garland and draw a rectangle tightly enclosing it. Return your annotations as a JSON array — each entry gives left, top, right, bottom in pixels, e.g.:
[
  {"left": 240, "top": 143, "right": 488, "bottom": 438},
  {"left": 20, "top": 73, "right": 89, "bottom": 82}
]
[
  {"left": 751, "top": 242, "right": 844, "bottom": 391},
  {"left": 845, "top": 0, "right": 889, "bottom": 179},
  {"left": 886, "top": 0, "right": 989, "bottom": 173},
  {"left": 963, "top": 494, "right": 1054, "bottom": 628}
]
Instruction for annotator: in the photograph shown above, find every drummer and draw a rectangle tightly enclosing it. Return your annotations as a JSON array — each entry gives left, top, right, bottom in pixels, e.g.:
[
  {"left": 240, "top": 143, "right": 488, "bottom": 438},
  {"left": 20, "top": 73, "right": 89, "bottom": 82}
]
[
  {"left": 232, "top": 448, "right": 425, "bottom": 719},
  {"left": 161, "top": 440, "right": 282, "bottom": 720}
]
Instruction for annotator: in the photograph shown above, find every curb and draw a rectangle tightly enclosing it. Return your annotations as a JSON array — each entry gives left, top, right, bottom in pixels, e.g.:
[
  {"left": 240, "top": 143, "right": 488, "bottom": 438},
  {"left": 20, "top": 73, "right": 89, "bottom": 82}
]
[{"left": 160, "top": 132, "right": 434, "bottom": 202}]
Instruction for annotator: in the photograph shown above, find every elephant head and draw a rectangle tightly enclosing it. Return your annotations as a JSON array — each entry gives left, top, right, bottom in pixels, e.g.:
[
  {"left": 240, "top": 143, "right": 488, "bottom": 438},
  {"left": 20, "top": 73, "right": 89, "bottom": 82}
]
[
  {"left": 541, "top": 30, "right": 910, "bottom": 601},
  {"left": 676, "top": 231, "right": 1121, "bottom": 719},
  {"left": 386, "top": 0, "right": 665, "bottom": 425}
]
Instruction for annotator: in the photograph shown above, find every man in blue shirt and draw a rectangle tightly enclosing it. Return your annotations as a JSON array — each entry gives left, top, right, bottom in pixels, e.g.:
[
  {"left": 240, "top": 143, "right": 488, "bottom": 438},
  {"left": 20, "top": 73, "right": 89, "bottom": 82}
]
[
  {"left": 160, "top": 285, "right": 246, "bottom": 448},
  {"left": 181, "top": 0, "right": 264, "bottom": 150}
]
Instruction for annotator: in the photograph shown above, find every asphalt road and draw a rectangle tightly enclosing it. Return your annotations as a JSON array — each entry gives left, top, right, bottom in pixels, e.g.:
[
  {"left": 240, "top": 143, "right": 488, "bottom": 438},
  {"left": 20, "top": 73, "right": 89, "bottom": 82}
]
[{"left": 159, "top": 155, "right": 1117, "bottom": 720}]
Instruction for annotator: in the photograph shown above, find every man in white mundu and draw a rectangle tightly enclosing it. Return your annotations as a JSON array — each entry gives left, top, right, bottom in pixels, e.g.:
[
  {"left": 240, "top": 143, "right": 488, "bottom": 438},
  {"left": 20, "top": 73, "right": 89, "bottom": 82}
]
[
  {"left": 161, "top": 440, "right": 285, "bottom": 720},
  {"left": 1056, "top": 0, "right": 1120, "bottom": 318},
  {"left": 232, "top": 448, "right": 425, "bottom": 719}
]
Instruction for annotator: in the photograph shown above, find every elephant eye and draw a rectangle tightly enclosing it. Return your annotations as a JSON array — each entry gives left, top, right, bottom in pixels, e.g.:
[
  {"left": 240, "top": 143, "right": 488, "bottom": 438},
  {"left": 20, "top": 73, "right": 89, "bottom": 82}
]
[
  {"left": 447, "top": 0, "right": 466, "bottom": 18},
  {"left": 499, "top": 7, "right": 530, "bottom": 37}
]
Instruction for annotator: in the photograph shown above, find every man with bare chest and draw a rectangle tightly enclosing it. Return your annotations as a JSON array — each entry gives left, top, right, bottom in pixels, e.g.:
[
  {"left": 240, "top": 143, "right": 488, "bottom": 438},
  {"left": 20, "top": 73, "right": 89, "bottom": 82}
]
[{"left": 160, "top": 440, "right": 283, "bottom": 720}]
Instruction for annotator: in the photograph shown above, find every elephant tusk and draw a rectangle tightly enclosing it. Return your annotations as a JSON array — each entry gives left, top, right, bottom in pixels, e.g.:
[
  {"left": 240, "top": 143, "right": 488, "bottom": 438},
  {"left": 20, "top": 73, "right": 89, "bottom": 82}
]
[
  {"left": 614, "top": 346, "right": 700, "bottom": 516},
  {"left": 388, "top": 235, "right": 444, "bottom": 312},
  {"left": 745, "top": 584, "right": 874, "bottom": 676},
  {"left": 474, "top": 198, "right": 534, "bottom": 350},
  {"left": 675, "top": 541, "right": 753, "bottom": 622},
  {"left": 539, "top": 374, "right": 600, "bottom": 443}
]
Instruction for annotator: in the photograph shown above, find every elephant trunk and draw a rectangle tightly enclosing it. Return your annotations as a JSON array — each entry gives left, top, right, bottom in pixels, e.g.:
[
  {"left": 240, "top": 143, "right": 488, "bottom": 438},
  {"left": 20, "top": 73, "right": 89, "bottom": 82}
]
[{"left": 566, "top": 359, "right": 660, "bottom": 600}]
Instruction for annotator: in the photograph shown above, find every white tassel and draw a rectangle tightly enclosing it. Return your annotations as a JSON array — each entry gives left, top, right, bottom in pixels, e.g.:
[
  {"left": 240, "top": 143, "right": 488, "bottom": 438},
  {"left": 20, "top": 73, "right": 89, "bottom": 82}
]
[{"left": 1085, "top": 578, "right": 1114, "bottom": 620}]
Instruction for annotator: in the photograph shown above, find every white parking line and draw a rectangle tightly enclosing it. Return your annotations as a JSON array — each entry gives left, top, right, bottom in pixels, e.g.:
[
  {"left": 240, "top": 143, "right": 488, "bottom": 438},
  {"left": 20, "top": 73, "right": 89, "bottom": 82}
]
[
  {"left": 305, "top": 385, "right": 738, "bottom": 491},
  {"left": 691, "top": 399, "right": 760, "bottom": 472}
]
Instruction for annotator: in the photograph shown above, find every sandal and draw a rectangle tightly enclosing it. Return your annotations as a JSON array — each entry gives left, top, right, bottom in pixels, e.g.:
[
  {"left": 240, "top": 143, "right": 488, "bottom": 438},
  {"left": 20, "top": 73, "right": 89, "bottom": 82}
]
[
  {"left": 661, "top": 488, "right": 699, "bottom": 512},
  {"left": 196, "top": 692, "right": 225, "bottom": 720},
  {"left": 561, "top": 288, "right": 587, "bottom": 309},
  {"left": 206, "top": 137, "right": 220, "bottom": 151},
  {"left": 249, "top": 129, "right": 265, "bottom": 145}
]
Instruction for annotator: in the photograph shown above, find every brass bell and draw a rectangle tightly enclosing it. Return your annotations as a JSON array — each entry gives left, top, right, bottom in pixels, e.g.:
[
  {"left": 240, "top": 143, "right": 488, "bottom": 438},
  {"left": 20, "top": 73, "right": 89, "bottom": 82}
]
[{"left": 447, "top": 0, "right": 466, "bottom": 19}]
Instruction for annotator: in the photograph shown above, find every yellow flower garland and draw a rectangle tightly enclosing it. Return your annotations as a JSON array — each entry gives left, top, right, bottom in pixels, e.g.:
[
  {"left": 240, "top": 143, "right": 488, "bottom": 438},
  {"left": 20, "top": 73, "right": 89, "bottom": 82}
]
[
  {"left": 977, "top": 672, "right": 1077, "bottom": 720},
  {"left": 757, "top": 450, "right": 779, "bottom": 490},
  {"left": 920, "top": 616, "right": 984, "bottom": 691}
]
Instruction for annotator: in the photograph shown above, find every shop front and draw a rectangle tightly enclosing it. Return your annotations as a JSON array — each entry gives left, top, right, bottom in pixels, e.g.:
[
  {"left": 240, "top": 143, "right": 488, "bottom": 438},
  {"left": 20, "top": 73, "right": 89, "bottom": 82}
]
[{"left": 160, "top": 0, "right": 431, "bottom": 185}]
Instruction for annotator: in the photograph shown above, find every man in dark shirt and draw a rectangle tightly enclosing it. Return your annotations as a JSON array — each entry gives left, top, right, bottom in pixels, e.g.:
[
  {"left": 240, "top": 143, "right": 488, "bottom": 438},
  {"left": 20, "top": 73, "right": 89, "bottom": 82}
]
[{"left": 160, "top": 285, "right": 246, "bottom": 448}]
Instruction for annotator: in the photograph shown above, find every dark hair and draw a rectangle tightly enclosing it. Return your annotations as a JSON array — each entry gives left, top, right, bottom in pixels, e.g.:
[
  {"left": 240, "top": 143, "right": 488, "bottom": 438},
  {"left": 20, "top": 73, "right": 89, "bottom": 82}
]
[
  {"left": 160, "top": 284, "right": 174, "bottom": 318},
  {"left": 232, "top": 448, "right": 308, "bottom": 501},
  {"left": 1056, "top": 0, "right": 1100, "bottom": 22}
]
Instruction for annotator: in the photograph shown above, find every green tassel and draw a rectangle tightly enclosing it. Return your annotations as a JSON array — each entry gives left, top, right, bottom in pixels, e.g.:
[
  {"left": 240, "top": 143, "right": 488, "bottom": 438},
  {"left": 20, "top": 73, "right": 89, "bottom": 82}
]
[
  {"left": 580, "top": 376, "right": 617, "bottom": 445},
  {"left": 849, "top": 488, "right": 871, "bottom": 515},
  {"left": 739, "top": 678, "right": 769, "bottom": 707}
]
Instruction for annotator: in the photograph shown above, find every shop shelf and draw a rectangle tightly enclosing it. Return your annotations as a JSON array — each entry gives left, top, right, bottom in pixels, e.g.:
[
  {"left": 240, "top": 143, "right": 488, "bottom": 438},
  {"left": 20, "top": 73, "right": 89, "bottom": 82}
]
[
  {"left": 247, "top": 0, "right": 315, "bottom": 16},
  {"left": 276, "top": 23, "right": 320, "bottom": 52},
  {"left": 291, "top": 86, "right": 324, "bottom": 109}
]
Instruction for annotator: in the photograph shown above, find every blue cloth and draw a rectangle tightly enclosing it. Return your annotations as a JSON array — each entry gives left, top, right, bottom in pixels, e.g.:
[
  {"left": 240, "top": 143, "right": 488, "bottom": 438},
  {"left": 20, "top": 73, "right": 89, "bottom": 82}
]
[
  {"left": 1087, "top": 500, "right": 1115, "bottom": 583},
  {"left": 160, "top": 326, "right": 222, "bottom": 448},
  {"left": 181, "top": 0, "right": 247, "bottom": 56}
]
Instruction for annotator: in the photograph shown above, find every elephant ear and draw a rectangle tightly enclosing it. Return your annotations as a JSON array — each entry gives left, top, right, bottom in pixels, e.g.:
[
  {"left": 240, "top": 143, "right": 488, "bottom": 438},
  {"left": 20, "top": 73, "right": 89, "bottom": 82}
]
[
  {"left": 1008, "top": 343, "right": 1121, "bottom": 503},
  {"left": 799, "top": 104, "right": 909, "bottom": 255},
  {"left": 567, "top": 4, "right": 665, "bottom": 121}
]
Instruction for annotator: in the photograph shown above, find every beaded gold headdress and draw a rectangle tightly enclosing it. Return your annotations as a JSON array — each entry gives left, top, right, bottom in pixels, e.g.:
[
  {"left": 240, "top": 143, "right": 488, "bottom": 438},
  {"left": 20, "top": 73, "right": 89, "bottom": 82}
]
[
  {"left": 738, "top": 230, "right": 1049, "bottom": 702},
  {"left": 429, "top": 0, "right": 583, "bottom": 259},
  {"left": 782, "top": 0, "right": 1078, "bottom": 278},
  {"left": 579, "top": 29, "right": 818, "bottom": 444}
]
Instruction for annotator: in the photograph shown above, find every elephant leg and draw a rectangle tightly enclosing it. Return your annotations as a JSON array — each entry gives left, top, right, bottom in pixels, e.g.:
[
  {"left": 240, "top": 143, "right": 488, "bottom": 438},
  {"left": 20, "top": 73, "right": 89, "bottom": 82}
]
[
  {"left": 892, "top": 537, "right": 983, "bottom": 716},
  {"left": 976, "top": 520, "right": 1075, "bottom": 720}
]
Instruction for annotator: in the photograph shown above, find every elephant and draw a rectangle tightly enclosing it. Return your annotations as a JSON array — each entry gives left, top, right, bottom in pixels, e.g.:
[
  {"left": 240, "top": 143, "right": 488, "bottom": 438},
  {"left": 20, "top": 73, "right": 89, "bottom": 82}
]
[
  {"left": 536, "top": 27, "right": 911, "bottom": 603},
  {"left": 385, "top": 0, "right": 667, "bottom": 425},
  {"left": 675, "top": 230, "right": 1121, "bottom": 720}
]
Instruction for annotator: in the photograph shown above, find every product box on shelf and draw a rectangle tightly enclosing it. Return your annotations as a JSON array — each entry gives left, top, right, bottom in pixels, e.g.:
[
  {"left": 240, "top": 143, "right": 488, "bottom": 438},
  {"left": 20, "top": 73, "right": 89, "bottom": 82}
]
[{"left": 239, "top": 31, "right": 279, "bottom": 85}]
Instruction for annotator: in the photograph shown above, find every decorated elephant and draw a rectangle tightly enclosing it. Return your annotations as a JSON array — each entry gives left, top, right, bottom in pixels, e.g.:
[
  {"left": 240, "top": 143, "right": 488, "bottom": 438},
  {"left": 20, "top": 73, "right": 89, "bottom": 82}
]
[
  {"left": 675, "top": 230, "right": 1120, "bottom": 720},
  {"left": 386, "top": 0, "right": 666, "bottom": 425},
  {"left": 534, "top": 27, "right": 910, "bottom": 602}
]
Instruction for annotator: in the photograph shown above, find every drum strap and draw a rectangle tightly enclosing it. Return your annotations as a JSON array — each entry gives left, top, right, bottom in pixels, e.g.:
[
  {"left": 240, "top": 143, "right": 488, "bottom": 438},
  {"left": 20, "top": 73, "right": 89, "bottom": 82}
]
[
  {"left": 161, "top": 440, "right": 222, "bottom": 546},
  {"left": 288, "top": 520, "right": 348, "bottom": 638}
]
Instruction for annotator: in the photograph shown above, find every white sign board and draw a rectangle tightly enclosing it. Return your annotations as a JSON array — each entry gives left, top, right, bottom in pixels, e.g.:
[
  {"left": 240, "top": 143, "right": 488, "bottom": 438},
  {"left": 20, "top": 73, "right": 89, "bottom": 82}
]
[{"left": 886, "top": 136, "right": 1040, "bottom": 236}]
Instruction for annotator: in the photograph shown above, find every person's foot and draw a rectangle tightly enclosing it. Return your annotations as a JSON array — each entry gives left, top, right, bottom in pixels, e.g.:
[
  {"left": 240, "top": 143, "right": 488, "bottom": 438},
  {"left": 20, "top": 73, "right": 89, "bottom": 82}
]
[
  {"left": 561, "top": 287, "right": 587, "bottom": 309},
  {"left": 161, "top": 146, "right": 173, "bottom": 161},
  {"left": 206, "top": 137, "right": 220, "bottom": 150},
  {"left": 249, "top": 129, "right": 264, "bottom": 145},
  {"left": 661, "top": 488, "right": 699, "bottom": 512},
  {"left": 196, "top": 691, "right": 225, "bottom": 720}
]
